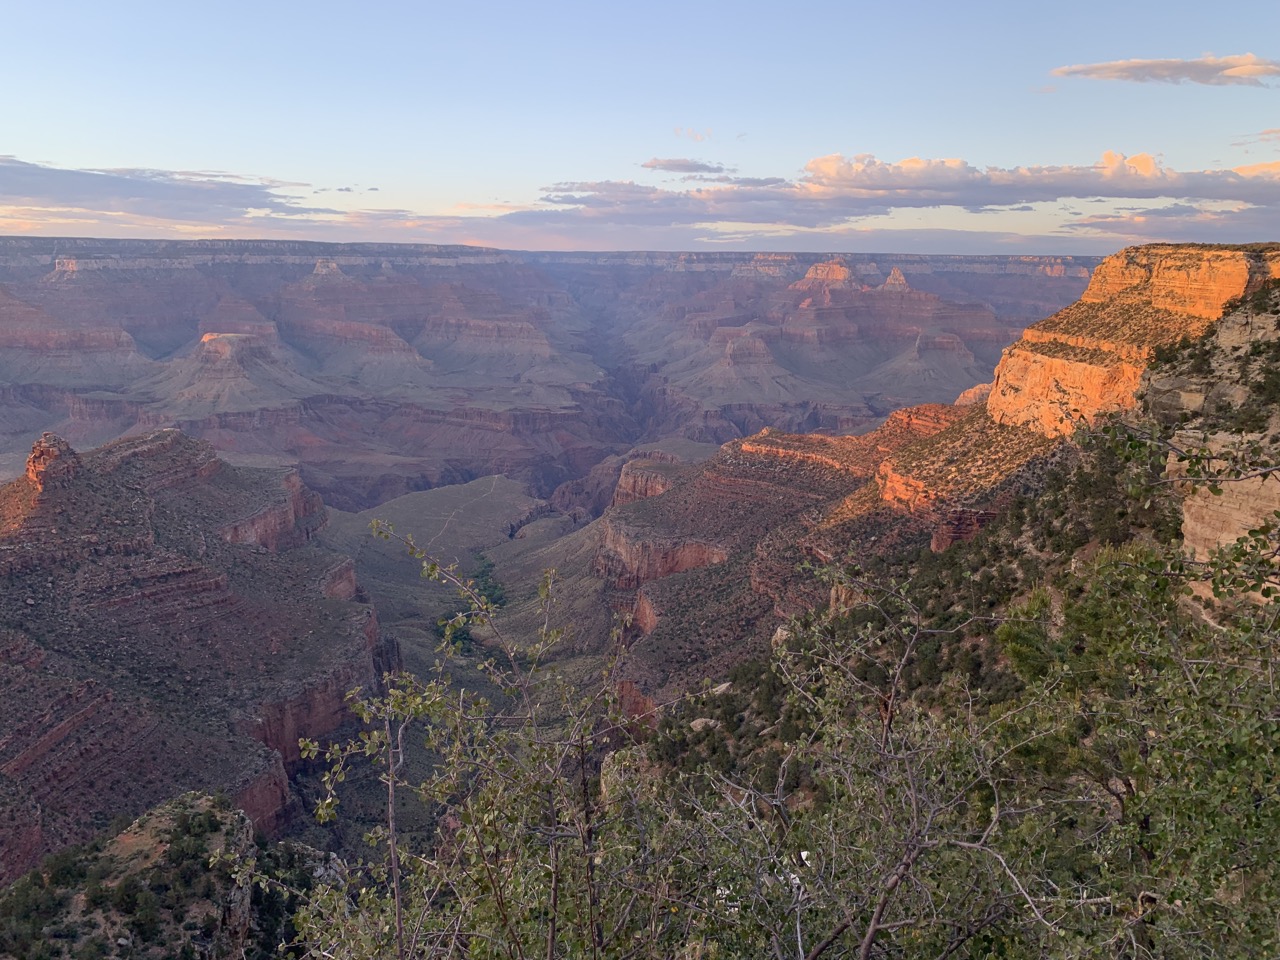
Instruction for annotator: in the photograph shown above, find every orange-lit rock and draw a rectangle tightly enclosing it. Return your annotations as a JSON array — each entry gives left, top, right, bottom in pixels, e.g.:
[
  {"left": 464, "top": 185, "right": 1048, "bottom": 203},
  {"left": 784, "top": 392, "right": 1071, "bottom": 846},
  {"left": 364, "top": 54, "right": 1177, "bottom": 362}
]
[
  {"left": 989, "top": 245, "right": 1280, "bottom": 438},
  {"left": 955, "top": 382, "right": 992, "bottom": 405},
  {"left": 1083, "top": 245, "right": 1280, "bottom": 320},
  {"left": 790, "top": 259, "right": 856, "bottom": 290},
  {"left": 25, "top": 432, "right": 80, "bottom": 492},
  {"left": 988, "top": 347, "right": 1147, "bottom": 437},
  {"left": 881, "top": 266, "right": 910, "bottom": 290},
  {"left": 739, "top": 405, "right": 967, "bottom": 475},
  {"left": 875, "top": 458, "right": 941, "bottom": 513}
]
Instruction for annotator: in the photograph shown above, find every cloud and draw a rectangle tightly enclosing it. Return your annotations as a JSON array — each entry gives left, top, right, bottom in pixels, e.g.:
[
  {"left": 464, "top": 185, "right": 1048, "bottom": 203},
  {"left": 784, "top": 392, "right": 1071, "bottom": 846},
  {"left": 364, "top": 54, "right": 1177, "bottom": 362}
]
[
  {"left": 4, "top": 150, "right": 1278, "bottom": 253},
  {"left": 0, "top": 157, "right": 336, "bottom": 225},
  {"left": 641, "top": 158, "right": 730, "bottom": 174},
  {"left": 674, "top": 127, "right": 712, "bottom": 142},
  {"left": 681, "top": 175, "right": 786, "bottom": 186},
  {"left": 1062, "top": 200, "right": 1280, "bottom": 243},
  {"left": 795, "top": 151, "right": 1280, "bottom": 210},
  {"left": 487, "top": 151, "right": 1280, "bottom": 248},
  {"left": 1052, "top": 53, "right": 1280, "bottom": 86},
  {"left": 1232, "top": 128, "right": 1280, "bottom": 148}
]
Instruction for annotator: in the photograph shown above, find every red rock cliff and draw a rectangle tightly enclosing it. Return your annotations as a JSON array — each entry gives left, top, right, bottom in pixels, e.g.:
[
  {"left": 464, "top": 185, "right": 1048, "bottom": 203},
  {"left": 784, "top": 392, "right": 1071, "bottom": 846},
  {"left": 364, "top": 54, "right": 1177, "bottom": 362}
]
[
  {"left": 594, "top": 516, "right": 729, "bottom": 590},
  {"left": 219, "top": 469, "right": 328, "bottom": 552},
  {"left": 988, "top": 245, "right": 1280, "bottom": 437}
]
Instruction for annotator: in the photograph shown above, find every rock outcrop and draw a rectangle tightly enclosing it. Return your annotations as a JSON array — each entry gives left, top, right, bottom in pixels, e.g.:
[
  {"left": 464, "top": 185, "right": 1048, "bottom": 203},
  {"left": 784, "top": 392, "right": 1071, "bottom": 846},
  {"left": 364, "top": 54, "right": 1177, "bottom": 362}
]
[
  {"left": 595, "top": 517, "right": 728, "bottom": 590},
  {"left": 1181, "top": 474, "right": 1280, "bottom": 562},
  {"left": 989, "top": 245, "right": 1280, "bottom": 437},
  {"left": 611, "top": 456, "right": 686, "bottom": 507},
  {"left": 0, "top": 430, "right": 395, "bottom": 882},
  {"left": 219, "top": 469, "right": 327, "bottom": 552},
  {"left": 563, "top": 402, "right": 993, "bottom": 694},
  {"left": 930, "top": 508, "right": 1000, "bottom": 552},
  {"left": 1138, "top": 275, "right": 1280, "bottom": 568},
  {"left": 24, "top": 432, "right": 81, "bottom": 492},
  {"left": 1082, "top": 245, "right": 1278, "bottom": 320},
  {"left": 791, "top": 259, "right": 857, "bottom": 290}
]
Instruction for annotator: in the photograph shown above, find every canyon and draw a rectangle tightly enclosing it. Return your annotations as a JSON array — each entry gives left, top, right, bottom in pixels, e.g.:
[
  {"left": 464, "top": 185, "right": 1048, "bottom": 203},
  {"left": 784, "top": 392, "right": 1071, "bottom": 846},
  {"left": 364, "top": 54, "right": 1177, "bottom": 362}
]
[
  {"left": 496, "top": 243, "right": 1280, "bottom": 696},
  {"left": 0, "top": 239, "right": 1095, "bottom": 508},
  {"left": 6, "top": 239, "right": 1280, "bottom": 889}
]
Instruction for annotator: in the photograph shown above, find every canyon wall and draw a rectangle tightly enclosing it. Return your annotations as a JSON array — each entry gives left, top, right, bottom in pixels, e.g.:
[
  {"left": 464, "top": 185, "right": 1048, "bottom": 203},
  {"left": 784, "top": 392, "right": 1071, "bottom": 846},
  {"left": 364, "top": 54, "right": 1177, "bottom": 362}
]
[
  {"left": 594, "top": 517, "right": 728, "bottom": 590},
  {"left": 0, "top": 431, "right": 393, "bottom": 882},
  {"left": 570, "top": 245, "right": 1280, "bottom": 697},
  {"left": 610, "top": 456, "right": 686, "bottom": 507},
  {"left": 219, "top": 469, "right": 328, "bottom": 552},
  {"left": 988, "top": 245, "right": 1280, "bottom": 437}
]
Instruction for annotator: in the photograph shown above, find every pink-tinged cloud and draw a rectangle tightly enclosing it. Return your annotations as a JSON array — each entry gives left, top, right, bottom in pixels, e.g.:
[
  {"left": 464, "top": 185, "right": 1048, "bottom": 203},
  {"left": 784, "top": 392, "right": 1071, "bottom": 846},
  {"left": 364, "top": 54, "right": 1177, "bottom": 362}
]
[
  {"left": 1052, "top": 53, "right": 1280, "bottom": 87},
  {"left": 3, "top": 150, "right": 1279, "bottom": 252},
  {"left": 674, "top": 127, "right": 712, "bottom": 142},
  {"left": 794, "top": 152, "right": 1280, "bottom": 209},
  {"left": 1233, "top": 128, "right": 1280, "bottom": 148}
]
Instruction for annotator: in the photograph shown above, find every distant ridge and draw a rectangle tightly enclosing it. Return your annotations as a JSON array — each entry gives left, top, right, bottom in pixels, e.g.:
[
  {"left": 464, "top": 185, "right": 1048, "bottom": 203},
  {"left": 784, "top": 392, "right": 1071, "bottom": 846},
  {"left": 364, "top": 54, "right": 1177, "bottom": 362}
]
[{"left": 0, "top": 239, "right": 1096, "bottom": 506}]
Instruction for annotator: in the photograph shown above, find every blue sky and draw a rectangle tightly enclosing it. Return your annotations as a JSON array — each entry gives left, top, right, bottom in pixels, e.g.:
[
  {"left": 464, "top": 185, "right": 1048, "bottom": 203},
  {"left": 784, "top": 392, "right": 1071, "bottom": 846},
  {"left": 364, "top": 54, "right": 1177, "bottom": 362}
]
[{"left": 1, "top": 0, "right": 1276, "bottom": 252}]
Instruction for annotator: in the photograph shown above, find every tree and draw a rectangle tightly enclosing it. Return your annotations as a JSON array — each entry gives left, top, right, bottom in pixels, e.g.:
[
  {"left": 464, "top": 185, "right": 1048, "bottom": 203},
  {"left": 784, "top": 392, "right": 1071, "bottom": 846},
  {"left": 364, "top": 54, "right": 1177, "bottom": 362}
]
[
  {"left": 289, "top": 529, "right": 712, "bottom": 960},
  {"left": 278, "top": 429, "right": 1280, "bottom": 959},
  {"left": 285, "top": 545, "right": 1056, "bottom": 958}
]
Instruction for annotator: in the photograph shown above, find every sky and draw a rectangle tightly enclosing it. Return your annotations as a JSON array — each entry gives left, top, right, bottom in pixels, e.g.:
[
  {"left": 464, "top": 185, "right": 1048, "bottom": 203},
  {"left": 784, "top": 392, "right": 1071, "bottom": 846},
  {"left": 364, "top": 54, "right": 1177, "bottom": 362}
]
[{"left": 0, "top": 0, "right": 1277, "bottom": 253}]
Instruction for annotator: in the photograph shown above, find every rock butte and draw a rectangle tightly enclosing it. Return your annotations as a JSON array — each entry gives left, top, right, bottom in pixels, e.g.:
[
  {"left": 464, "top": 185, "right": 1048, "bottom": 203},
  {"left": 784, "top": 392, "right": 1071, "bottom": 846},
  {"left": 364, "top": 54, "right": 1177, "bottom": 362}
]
[{"left": 988, "top": 245, "right": 1280, "bottom": 437}]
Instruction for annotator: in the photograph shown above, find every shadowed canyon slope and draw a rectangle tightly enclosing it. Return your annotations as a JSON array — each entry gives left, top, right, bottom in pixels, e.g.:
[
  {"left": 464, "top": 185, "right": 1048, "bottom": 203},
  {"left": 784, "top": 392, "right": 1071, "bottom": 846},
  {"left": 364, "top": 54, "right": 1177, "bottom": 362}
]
[
  {"left": 0, "top": 239, "right": 1095, "bottom": 507},
  {"left": 0, "top": 430, "right": 396, "bottom": 883},
  {"left": 491, "top": 243, "right": 1280, "bottom": 695}
]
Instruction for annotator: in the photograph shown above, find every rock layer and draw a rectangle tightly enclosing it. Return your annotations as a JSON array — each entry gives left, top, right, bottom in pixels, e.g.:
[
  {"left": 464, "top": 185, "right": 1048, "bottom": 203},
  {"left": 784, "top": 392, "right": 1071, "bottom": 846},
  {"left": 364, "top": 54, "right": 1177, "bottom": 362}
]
[
  {"left": 989, "top": 245, "right": 1280, "bottom": 437},
  {"left": 0, "top": 430, "right": 395, "bottom": 882},
  {"left": 553, "top": 248, "right": 1280, "bottom": 696},
  {"left": 0, "top": 239, "right": 1095, "bottom": 507}
]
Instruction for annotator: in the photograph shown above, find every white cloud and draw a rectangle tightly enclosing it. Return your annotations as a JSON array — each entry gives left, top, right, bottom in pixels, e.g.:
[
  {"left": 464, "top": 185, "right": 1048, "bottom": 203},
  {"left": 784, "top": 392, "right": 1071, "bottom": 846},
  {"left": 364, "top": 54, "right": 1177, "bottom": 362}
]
[{"left": 1052, "top": 53, "right": 1280, "bottom": 87}]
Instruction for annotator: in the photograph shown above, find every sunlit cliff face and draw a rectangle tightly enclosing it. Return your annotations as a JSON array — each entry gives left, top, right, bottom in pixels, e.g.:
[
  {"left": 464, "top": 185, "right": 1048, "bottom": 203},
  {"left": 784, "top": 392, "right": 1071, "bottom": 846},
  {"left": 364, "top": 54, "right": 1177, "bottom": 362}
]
[{"left": 988, "top": 245, "right": 1280, "bottom": 437}]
